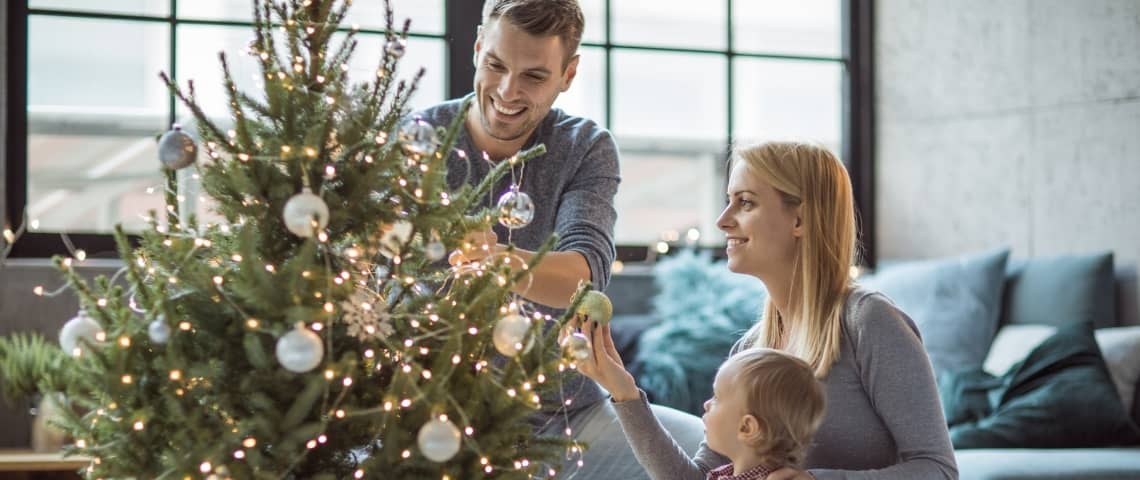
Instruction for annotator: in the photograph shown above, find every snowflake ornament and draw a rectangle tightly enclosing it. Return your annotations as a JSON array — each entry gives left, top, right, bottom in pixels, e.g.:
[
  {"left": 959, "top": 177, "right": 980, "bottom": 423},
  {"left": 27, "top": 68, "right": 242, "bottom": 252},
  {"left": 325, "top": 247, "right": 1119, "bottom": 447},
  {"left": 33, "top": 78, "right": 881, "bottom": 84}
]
[{"left": 340, "top": 289, "right": 394, "bottom": 341}]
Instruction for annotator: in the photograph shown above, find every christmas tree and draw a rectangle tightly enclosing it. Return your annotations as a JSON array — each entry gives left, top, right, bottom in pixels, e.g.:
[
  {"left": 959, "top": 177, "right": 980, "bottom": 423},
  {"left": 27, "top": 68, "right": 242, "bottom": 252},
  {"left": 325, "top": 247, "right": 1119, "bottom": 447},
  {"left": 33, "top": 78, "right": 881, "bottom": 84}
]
[{"left": 37, "top": 1, "right": 603, "bottom": 478}]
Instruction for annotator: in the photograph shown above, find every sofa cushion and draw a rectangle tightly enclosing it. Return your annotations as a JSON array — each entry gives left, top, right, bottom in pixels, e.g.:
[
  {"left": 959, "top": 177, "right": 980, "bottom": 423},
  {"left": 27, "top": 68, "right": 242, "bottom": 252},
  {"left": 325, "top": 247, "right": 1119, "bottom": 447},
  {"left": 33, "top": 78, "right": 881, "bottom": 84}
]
[
  {"left": 1003, "top": 252, "right": 1116, "bottom": 328},
  {"left": 986, "top": 324, "right": 1140, "bottom": 424},
  {"left": 956, "top": 448, "right": 1140, "bottom": 480},
  {"left": 860, "top": 248, "right": 1010, "bottom": 379},
  {"left": 632, "top": 250, "right": 765, "bottom": 415},
  {"left": 948, "top": 323, "right": 1140, "bottom": 449}
]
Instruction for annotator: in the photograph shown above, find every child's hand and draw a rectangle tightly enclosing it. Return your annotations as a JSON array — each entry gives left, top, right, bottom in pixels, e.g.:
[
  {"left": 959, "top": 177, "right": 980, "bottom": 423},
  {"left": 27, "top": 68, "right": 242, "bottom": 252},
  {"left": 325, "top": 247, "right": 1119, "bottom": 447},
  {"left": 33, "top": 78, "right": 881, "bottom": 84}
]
[{"left": 565, "top": 317, "right": 640, "bottom": 402}]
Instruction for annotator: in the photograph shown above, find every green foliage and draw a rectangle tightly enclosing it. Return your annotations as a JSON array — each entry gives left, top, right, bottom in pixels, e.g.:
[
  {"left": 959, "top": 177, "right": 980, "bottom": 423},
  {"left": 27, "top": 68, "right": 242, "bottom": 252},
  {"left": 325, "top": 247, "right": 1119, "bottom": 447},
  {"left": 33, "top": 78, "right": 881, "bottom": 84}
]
[
  {"left": 29, "top": 1, "right": 589, "bottom": 479},
  {"left": 0, "top": 332, "right": 70, "bottom": 406}
]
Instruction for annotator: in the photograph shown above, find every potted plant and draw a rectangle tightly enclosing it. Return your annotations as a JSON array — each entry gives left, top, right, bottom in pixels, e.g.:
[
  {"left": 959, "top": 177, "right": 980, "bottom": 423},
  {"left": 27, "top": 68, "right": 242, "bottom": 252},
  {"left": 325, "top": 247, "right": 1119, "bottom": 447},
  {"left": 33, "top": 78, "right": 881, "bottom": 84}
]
[{"left": 0, "top": 332, "right": 71, "bottom": 452}]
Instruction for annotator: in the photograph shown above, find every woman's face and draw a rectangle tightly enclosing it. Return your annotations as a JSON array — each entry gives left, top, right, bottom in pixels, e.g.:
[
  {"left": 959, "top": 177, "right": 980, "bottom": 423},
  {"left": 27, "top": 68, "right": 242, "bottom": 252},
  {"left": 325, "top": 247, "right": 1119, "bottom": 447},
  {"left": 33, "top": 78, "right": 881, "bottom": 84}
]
[{"left": 716, "top": 165, "right": 801, "bottom": 280}]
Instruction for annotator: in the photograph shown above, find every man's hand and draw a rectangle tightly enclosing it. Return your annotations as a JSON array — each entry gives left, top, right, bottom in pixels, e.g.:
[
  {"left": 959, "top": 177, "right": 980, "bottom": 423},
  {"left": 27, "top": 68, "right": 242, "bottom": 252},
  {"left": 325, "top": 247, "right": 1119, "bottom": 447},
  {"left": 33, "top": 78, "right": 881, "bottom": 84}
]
[
  {"left": 448, "top": 228, "right": 499, "bottom": 266},
  {"left": 568, "top": 317, "right": 640, "bottom": 403}
]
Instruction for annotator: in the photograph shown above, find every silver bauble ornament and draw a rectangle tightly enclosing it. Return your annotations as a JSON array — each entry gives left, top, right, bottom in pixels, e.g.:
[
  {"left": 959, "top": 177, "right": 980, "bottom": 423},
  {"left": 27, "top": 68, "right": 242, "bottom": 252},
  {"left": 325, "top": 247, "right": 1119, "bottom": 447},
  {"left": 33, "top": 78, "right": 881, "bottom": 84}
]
[
  {"left": 283, "top": 188, "right": 330, "bottom": 237},
  {"left": 275, "top": 326, "right": 324, "bottom": 373},
  {"left": 496, "top": 185, "right": 535, "bottom": 229},
  {"left": 560, "top": 332, "right": 591, "bottom": 362},
  {"left": 385, "top": 37, "right": 407, "bottom": 58},
  {"left": 492, "top": 313, "right": 533, "bottom": 357},
  {"left": 417, "top": 417, "right": 461, "bottom": 462},
  {"left": 397, "top": 118, "right": 439, "bottom": 156},
  {"left": 158, "top": 124, "right": 198, "bottom": 170},
  {"left": 148, "top": 317, "right": 172, "bottom": 344},
  {"left": 60, "top": 310, "right": 103, "bottom": 356}
]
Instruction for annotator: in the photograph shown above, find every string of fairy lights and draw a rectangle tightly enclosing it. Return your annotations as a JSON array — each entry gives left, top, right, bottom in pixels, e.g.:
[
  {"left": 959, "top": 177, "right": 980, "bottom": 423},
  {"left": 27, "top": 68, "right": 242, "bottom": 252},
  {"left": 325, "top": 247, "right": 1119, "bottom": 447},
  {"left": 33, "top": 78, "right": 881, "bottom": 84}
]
[{"left": 12, "top": 2, "right": 617, "bottom": 478}]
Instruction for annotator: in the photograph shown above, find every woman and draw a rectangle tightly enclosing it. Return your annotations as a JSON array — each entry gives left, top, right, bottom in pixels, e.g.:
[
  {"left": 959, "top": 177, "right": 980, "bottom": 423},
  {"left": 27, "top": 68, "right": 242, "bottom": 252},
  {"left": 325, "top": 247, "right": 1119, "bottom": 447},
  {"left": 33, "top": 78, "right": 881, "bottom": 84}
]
[{"left": 577, "top": 141, "right": 958, "bottom": 479}]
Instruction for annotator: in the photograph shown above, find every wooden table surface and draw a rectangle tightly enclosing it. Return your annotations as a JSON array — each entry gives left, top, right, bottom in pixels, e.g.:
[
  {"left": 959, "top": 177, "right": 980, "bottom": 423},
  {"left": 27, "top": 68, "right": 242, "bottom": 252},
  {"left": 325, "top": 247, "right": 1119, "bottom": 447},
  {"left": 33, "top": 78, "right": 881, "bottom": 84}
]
[{"left": 0, "top": 451, "right": 89, "bottom": 472}]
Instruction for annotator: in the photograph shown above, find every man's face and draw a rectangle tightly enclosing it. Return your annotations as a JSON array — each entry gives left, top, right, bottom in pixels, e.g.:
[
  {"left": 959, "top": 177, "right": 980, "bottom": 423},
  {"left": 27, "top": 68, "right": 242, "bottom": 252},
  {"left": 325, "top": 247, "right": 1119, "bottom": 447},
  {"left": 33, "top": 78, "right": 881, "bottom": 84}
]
[{"left": 471, "top": 18, "right": 578, "bottom": 145}]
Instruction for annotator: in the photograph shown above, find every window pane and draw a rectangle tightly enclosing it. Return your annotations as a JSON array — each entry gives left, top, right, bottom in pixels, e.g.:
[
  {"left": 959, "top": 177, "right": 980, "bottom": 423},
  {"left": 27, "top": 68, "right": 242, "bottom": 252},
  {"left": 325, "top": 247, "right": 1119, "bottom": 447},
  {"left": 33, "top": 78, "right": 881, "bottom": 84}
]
[
  {"left": 613, "top": 51, "right": 725, "bottom": 141},
  {"left": 340, "top": 34, "right": 447, "bottom": 112},
  {"left": 613, "top": 0, "right": 724, "bottom": 50},
  {"left": 343, "top": 0, "right": 444, "bottom": 34},
  {"left": 176, "top": 28, "right": 446, "bottom": 119},
  {"left": 553, "top": 46, "right": 605, "bottom": 125},
  {"left": 733, "top": 0, "right": 842, "bottom": 57},
  {"left": 30, "top": 0, "right": 168, "bottom": 16},
  {"left": 580, "top": 0, "right": 605, "bottom": 44},
  {"left": 178, "top": 0, "right": 443, "bottom": 34},
  {"left": 175, "top": 25, "right": 264, "bottom": 119},
  {"left": 613, "top": 149, "right": 725, "bottom": 246},
  {"left": 27, "top": 17, "right": 171, "bottom": 234},
  {"left": 733, "top": 59, "right": 842, "bottom": 150}
]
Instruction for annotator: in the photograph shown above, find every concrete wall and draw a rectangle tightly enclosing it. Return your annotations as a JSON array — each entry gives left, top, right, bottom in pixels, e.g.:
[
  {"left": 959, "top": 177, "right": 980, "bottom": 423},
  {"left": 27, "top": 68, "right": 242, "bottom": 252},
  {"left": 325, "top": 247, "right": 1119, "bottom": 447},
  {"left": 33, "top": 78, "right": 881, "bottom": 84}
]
[{"left": 875, "top": 0, "right": 1140, "bottom": 267}]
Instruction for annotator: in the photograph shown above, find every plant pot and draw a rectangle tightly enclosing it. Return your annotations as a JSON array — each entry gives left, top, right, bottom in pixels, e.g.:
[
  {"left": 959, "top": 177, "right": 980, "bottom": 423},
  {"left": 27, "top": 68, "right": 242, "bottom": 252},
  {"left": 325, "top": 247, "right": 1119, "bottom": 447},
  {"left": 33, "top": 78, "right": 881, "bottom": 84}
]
[{"left": 30, "top": 393, "right": 67, "bottom": 452}]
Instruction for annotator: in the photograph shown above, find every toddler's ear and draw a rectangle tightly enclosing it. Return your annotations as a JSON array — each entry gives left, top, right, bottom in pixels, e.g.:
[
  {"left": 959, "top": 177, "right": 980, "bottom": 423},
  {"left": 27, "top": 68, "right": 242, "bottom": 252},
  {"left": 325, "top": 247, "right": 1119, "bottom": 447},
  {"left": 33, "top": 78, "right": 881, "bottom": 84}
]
[{"left": 739, "top": 414, "right": 765, "bottom": 445}]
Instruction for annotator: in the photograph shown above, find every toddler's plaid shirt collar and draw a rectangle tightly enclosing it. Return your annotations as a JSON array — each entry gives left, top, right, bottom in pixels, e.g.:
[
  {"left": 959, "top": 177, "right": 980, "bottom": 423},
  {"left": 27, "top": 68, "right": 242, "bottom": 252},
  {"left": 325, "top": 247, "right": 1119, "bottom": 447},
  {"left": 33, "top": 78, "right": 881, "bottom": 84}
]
[{"left": 708, "top": 462, "right": 774, "bottom": 480}]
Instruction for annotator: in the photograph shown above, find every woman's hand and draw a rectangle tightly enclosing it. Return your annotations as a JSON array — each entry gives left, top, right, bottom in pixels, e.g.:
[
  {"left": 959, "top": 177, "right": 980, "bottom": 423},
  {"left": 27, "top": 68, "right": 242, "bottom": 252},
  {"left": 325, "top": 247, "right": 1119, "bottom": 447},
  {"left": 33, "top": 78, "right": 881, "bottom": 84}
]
[
  {"left": 567, "top": 318, "right": 641, "bottom": 402},
  {"left": 767, "top": 467, "right": 814, "bottom": 480}
]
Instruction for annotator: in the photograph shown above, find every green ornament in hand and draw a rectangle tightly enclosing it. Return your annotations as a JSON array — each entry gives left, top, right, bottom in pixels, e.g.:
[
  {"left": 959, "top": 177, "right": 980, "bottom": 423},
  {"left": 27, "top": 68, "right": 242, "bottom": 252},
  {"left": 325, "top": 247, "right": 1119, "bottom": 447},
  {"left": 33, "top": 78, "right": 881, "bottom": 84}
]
[{"left": 575, "top": 290, "right": 613, "bottom": 325}]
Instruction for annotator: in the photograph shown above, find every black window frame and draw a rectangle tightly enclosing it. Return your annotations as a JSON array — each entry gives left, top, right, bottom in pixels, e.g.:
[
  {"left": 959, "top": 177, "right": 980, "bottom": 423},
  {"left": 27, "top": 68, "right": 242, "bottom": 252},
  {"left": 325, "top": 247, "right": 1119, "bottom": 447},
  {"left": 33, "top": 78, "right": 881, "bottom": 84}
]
[{"left": 4, "top": 0, "right": 874, "bottom": 266}]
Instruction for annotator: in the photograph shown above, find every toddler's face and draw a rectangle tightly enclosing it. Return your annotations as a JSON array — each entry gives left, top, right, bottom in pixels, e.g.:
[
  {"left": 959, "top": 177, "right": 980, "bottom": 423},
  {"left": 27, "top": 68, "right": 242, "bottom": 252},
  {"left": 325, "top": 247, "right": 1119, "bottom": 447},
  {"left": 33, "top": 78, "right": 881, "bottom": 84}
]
[{"left": 702, "top": 359, "right": 751, "bottom": 456}]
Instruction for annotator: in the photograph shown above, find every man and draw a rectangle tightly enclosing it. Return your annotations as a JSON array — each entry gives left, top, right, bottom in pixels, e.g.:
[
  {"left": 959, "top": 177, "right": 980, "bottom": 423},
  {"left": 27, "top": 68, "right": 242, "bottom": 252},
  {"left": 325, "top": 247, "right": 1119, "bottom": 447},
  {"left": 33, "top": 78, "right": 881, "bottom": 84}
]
[
  {"left": 418, "top": 0, "right": 616, "bottom": 309},
  {"left": 414, "top": 1, "right": 704, "bottom": 477}
]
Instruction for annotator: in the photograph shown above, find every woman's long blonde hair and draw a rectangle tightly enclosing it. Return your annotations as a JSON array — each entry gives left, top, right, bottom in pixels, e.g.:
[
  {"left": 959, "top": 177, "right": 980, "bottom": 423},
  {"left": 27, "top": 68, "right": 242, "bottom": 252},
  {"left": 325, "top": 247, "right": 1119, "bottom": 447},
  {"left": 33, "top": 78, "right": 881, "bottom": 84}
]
[{"left": 733, "top": 142, "right": 858, "bottom": 378}]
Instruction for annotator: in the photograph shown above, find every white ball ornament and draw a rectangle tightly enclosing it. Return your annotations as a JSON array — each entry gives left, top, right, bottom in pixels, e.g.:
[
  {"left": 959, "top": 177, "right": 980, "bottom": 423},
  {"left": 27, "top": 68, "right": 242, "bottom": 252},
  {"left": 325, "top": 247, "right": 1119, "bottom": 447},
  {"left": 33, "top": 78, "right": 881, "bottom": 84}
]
[
  {"left": 560, "top": 332, "right": 591, "bottom": 362},
  {"left": 148, "top": 317, "right": 172, "bottom": 345},
  {"left": 275, "top": 325, "right": 324, "bottom": 373},
  {"left": 417, "top": 416, "right": 461, "bottom": 462},
  {"left": 492, "top": 313, "right": 533, "bottom": 357},
  {"left": 157, "top": 124, "right": 198, "bottom": 170},
  {"left": 496, "top": 185, "right": 535, "bottom": 229},
  {"left": 425, "top": 241, "right": 447, "bottom": 261},
  {"left": 60, "top": 310, "right": 104, "bottom": 356},
  {"left": 283, "top": 188, "right": 329, "bottom": 238},
  {"left": 379, "top": 221, "right": 414, "bottom": 257}
]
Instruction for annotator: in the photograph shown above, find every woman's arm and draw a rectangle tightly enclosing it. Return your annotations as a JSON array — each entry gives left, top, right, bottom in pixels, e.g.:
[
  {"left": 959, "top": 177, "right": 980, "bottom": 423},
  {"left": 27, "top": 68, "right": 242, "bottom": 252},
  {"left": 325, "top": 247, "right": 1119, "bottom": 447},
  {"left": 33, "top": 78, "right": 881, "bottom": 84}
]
[{"left": 809, "top": 293, "right": 958, "bottom": 480}]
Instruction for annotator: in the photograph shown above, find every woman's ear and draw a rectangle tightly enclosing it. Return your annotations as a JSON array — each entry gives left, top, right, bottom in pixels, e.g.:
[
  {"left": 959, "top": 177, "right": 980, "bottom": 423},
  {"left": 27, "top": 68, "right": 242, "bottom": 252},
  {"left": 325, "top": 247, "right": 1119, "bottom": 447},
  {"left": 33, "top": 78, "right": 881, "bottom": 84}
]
[
  {"left": 739, "top": 414, "right": 765, "bottom": 445},
  {"left": 791, "top": 204, "right": 805, "bottom": 238}
]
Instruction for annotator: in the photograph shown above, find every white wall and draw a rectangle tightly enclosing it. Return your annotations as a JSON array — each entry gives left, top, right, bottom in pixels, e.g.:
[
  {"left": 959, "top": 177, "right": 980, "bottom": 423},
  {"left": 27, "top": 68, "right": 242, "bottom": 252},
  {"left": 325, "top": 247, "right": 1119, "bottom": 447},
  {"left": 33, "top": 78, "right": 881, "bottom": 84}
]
[{"left": 875, "top": 0, "right": 1140, "bottom": 265}]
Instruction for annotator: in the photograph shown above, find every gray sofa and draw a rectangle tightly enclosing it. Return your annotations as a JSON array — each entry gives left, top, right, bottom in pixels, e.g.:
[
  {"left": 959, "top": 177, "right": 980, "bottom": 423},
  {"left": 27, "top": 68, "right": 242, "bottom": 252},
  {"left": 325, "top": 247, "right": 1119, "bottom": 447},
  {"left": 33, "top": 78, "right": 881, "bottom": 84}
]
[{"left": 605, "top": 256, "right": 1140, "bottom": 480}]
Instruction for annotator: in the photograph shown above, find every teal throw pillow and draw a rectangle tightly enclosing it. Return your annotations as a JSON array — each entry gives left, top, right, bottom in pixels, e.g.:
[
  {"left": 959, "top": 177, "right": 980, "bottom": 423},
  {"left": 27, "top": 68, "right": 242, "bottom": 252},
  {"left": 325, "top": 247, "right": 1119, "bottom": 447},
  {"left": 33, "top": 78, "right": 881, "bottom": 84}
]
[
  {"left": 1003, "top": 252, "right": 1116, "bottom": 328},
  {"left": 949, "top": 323, "right": 1140, "bottom": 449},
  {"left": 860, "top": 248, "right": 1011, "bottom": 379}
]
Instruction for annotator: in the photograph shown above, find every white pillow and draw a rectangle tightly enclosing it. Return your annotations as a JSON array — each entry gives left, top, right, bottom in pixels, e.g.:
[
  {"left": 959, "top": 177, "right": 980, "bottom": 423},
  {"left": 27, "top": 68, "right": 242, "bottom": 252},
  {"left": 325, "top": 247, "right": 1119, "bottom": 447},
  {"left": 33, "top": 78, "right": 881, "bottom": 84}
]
[
  {"left": 983, "top": 324, "right": 1140, "bottom": 414},
  {"left": 1095, "top": 326, "right": 1140, "bottom": 415},
  {"left": 982, "top": 325, "right": 1056, "bottom": 376}
]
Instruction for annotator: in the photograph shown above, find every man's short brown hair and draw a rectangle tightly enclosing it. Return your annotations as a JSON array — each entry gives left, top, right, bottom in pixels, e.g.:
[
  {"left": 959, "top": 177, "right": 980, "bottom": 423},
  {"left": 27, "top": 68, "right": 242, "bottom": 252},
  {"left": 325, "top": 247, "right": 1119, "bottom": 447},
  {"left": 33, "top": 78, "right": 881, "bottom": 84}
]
[{"left": 481, "top": 0, "right": 584, "bottom": 66}]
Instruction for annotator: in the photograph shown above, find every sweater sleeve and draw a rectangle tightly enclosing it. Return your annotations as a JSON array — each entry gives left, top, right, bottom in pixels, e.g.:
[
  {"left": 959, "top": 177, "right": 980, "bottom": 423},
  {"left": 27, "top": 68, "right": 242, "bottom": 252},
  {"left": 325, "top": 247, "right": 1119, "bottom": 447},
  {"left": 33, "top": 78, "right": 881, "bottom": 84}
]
[
  {"left": 810, "top": 293, "right": 958, "bottom": 480},
  {"left": 611, "top": 389, "right": 730, "bottom": 480},
  {"left": 553, "top": 131, "right": 619, "bottom": 291}
]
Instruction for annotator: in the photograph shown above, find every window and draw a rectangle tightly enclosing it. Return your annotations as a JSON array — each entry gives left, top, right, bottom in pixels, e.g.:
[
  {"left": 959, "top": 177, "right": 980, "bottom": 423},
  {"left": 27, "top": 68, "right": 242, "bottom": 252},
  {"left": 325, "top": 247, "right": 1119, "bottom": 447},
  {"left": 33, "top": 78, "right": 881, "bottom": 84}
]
[
  {"left": 5, "top": 0, "right": 446, "bottom": 256},
  {"left": 5, "top": 0, "right": 873, "bottom": 261},
  {"left": 551, "top": 0, "right": 849, "bottom": 248}
]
